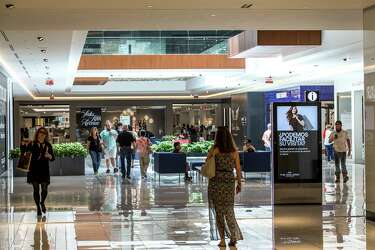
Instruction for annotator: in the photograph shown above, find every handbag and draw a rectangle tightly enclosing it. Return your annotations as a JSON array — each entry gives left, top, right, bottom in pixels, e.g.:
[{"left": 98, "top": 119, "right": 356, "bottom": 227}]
[
  {"left": 17, "top": 151, "right": 32, "bottom": 172},
  {"left": 202, "top": 152, "right": 216, "bottom": 178}
]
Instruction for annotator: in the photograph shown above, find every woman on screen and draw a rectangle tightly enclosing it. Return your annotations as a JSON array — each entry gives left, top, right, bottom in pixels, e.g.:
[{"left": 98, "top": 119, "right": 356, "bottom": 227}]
[{"left": 286, "top": 106, "right": 305, "bottom": 132}]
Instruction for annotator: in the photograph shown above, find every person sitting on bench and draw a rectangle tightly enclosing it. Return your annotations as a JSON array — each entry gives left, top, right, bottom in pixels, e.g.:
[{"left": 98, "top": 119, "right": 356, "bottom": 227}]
[
  {"left": 173, "top": 142, "right": 192, "bottom": 182},
  {"left": 243, "top": 139, "right": 256, "bottom": 153}
]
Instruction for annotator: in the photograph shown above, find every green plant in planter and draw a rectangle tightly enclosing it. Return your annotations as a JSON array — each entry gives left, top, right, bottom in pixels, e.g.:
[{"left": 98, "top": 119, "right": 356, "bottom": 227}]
[
  {"left": 152, "top": 140, "right": 214, "bottom": 155},
  {"left": 161, "top": 135, "right": 176, "bottom": 142},
  {"left": 151, "top": 141, "right": 174, "bottom": 152},
  {"left": 53, "top": 143, "right": 88, "bottom": 158},
  {"left": 9, "top": 148, "right": 21, "bottom": 159},
  {"left": 9, "top": 142, "right": 88, "bottom": 159}
]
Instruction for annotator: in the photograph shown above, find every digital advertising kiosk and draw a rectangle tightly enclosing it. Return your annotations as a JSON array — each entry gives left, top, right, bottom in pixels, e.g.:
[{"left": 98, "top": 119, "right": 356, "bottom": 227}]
[
  {"left": 272, "top": 102, "right": 323, "bottom": 248},
  {"left": 272, "top": 102, "right": 322, "bottom": 204}
]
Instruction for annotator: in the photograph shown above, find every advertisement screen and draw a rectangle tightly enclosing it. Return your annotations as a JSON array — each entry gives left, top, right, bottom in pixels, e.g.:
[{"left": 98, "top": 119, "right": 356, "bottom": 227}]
[{"left": 273, "top": 103, "right": 322, "bottom": 183}]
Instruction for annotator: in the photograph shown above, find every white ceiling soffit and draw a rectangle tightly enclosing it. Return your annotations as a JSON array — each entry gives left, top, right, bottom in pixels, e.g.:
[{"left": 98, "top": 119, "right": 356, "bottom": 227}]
[
  {"left": 71, "top": 81, "right": 187, "bottom": 94},
  {"left": 75, "top": 69, "right": 245, "bottom": 79},
  {"left": 2, "top": 0, "right": 375, "bottom": 9},
  {"left": 0, "top": 3, "right": 364, "bottom": 30},
  {"left": 0, "top": 30, "right": 87, "bottom": 97}
]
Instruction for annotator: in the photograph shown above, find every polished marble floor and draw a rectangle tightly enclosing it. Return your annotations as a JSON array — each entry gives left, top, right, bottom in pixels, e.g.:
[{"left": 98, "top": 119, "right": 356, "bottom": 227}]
[{"left": 1, "top": 158, "right": 374, "bottom": 249}]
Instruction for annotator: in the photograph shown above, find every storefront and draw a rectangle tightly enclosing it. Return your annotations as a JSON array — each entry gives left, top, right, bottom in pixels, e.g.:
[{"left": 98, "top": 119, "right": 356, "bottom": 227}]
[
  {"left": 76, "top": 105, "right": 166, "bottom": 143},
  {"left": 0, "top": 71, "right": 7, "bottom": 175},
  {"left": 18, "top": 104, "right": 71, "bottom": 144},
  {"left": 14, "top": 99, "right": 228, "bottom": 146}
]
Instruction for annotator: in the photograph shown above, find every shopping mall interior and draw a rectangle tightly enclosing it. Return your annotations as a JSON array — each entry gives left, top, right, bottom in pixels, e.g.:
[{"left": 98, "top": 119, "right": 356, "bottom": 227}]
[{"left": 1, "top": 1, "right": 375, "bottom": 249}]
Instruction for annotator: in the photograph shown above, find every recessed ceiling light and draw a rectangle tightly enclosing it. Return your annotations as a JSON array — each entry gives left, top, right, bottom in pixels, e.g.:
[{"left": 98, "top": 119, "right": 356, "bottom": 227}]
[
  {"left": 37, "top": 36, "right": 45, "bottom": 41},
  {"left": 43, "top": 58, "right": 48, "bottom": 62},
  {"left": 40, "top": 49, "right": 46, "bottom": 53},
  {"left": 147, "top": 5, "right": 153, "bottom": 8},
  {"left": 5, "top": 3, "right": 15, "bottom": 9},
  {"left": 210, "top": 14, "right": 216, "bottom": 17}
]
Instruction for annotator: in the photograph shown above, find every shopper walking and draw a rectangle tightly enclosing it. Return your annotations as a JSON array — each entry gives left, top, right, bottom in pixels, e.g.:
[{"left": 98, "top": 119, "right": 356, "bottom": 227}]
[
  {"left": 87, "top": 127, "right": 102, "bottom": 175},
  {"left": 117, "top": 124, "right": 136, "bottom": 179},
  {"left": 136, "top": 130, "right": 152, "bottom": 179},
  {"left": 324, "top": 124, "right": 334, "bottom": 162},
  {"left": 329, "top": 120, "right": 351, "bottom": 183},
  {"left": 206, "top": 126, "right": 243, "bottom": 247},
  {"left": 262, "top": 123, "right": 272, "bottom": 151},
  {"left": 21, "top": 127, "right": 55, "bottom": 217},
  {"left": 100, "top": 120, "right": 119, "bottom": 174},
  {"left": 128, "top": 125, "right": 138, "bottom": 168}
]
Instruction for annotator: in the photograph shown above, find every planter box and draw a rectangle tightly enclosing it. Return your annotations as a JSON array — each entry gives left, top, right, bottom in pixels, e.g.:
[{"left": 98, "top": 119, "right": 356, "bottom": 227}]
[
  {"left": 12, "top": 156, "right": 85, "bottom": 177},
  {"left": 187, "top": 152, "right": 207, "bottom": 157},
  {"left": 60, "top": 156, "right": 85, "bottom": 175},
  {"left": 239, "top": 151, "right": 271, "bottom": 173},
  {"left": 153, "top": 152, "right": 186, "bottom": 174}
]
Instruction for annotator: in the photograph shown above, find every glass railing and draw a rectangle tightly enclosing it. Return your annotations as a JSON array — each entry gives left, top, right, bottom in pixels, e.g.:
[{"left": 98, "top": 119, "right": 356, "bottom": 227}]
[{"left": 82, "top": 30, "right": 242, "bottom": 55}]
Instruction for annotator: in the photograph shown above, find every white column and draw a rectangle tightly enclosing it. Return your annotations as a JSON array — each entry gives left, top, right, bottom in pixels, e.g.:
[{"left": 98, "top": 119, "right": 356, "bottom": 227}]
[{"left": 351, "top": 90, "right": 364, "bottom": 164}]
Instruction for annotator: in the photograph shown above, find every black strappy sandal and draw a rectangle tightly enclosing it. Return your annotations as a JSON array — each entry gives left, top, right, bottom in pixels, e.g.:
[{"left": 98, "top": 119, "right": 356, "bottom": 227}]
[
  {"left": 228, "top": 240, "right": 237, "bottom": 247},
  {"left": 218, "top": 241, "right": 226, "bottom": 247}
]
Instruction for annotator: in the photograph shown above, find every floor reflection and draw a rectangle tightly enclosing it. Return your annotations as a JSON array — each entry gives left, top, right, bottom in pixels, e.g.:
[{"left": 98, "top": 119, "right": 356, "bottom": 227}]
[
  {"left": 33, "top": 216, "right": 49, "bottom": 250},
  {"left": 1, "top": 160, "right": 372, "bottom": 249}
]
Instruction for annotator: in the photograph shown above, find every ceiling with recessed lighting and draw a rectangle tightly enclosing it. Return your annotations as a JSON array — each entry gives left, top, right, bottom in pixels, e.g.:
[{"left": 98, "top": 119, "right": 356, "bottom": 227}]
[
  {"left": 0, "top": 29, "right": 365, "bottom": 100},
  {"left": 0, "top": 0, "right": 371, "bottom": 100},
  {"left": 0, "top": 0, "right": 368, "bottom": 30}
]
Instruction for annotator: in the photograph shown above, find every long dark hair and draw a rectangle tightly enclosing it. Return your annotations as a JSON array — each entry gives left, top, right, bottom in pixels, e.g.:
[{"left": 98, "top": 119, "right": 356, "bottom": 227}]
[
  {"left": 214, "top": 126, "right": 237, "bottom": 153},
  {"left": 90, "top": 127, "right": 98, "bottom": 137},
  {"left": 286, "top": 106, "right": 298, "bottom": 122},
  {"left": 34, "top": 127, "right": 49, "bottom": 143}
]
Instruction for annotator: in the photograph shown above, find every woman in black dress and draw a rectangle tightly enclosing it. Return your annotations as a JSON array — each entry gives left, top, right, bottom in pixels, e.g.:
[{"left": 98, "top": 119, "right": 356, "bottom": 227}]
[
  {"left": 87, "top": 127, "right": 102, "bottom": 175},
  {"left": 286, "top": 106, "right": 305, "bottom": 132},
  {"left": 21, "top": 127, "right": 55, "bottom": 216}
]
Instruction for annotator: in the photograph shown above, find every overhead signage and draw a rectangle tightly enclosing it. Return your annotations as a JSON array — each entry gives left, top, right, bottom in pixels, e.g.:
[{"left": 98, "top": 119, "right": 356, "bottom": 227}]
[
  {"left": 276, "top": 92, "right": 288, "bottom": 99},
  {"left": 305, "top": 90, "right": 320, "bottom": 102},
  {"left": 79, "top": 108, "right": 102, "bottom": 128},
  {"left": 272, "top": 102, "right": 322, "bottom": 183}
]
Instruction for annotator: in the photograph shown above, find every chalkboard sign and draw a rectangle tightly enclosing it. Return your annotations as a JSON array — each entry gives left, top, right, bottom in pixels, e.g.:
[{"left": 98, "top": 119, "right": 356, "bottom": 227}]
[{"left": 79, "top": 108, "right": 102, "bottom": 128}]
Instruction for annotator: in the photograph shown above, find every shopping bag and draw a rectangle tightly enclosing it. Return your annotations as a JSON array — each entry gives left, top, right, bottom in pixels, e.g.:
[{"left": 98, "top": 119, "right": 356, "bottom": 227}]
[
  {"left": 202, "top": 154, "right": 215, "bottom": 178},
  {"left": 17, "top": 152, "right": 32, "bottom": 172}
]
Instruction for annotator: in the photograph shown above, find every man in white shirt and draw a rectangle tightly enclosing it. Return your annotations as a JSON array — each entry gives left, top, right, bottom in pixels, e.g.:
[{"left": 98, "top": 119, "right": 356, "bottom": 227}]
[
  {"left": 329, "top": 120, "right": 351, "bottom": 183},
  {"left": 100, "top": 120, "right": 119, "bottom": 174},
  {"left": 262, "top": 123, "right": 272, "bottom": 151}
]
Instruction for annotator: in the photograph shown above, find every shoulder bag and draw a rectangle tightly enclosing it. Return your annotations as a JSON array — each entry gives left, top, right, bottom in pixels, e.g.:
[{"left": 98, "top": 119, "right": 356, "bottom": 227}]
[
  {"left": 17, "top": 151, "right": 32, "bottom": 172},
  {"left": 202, "top": 150, "right": 216, "bottom": 179}
]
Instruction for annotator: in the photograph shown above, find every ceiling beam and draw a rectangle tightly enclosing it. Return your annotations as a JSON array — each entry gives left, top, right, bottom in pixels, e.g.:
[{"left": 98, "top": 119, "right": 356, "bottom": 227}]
[{"left": 78, "top": 55, "right": 245, "bottom": 70}]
